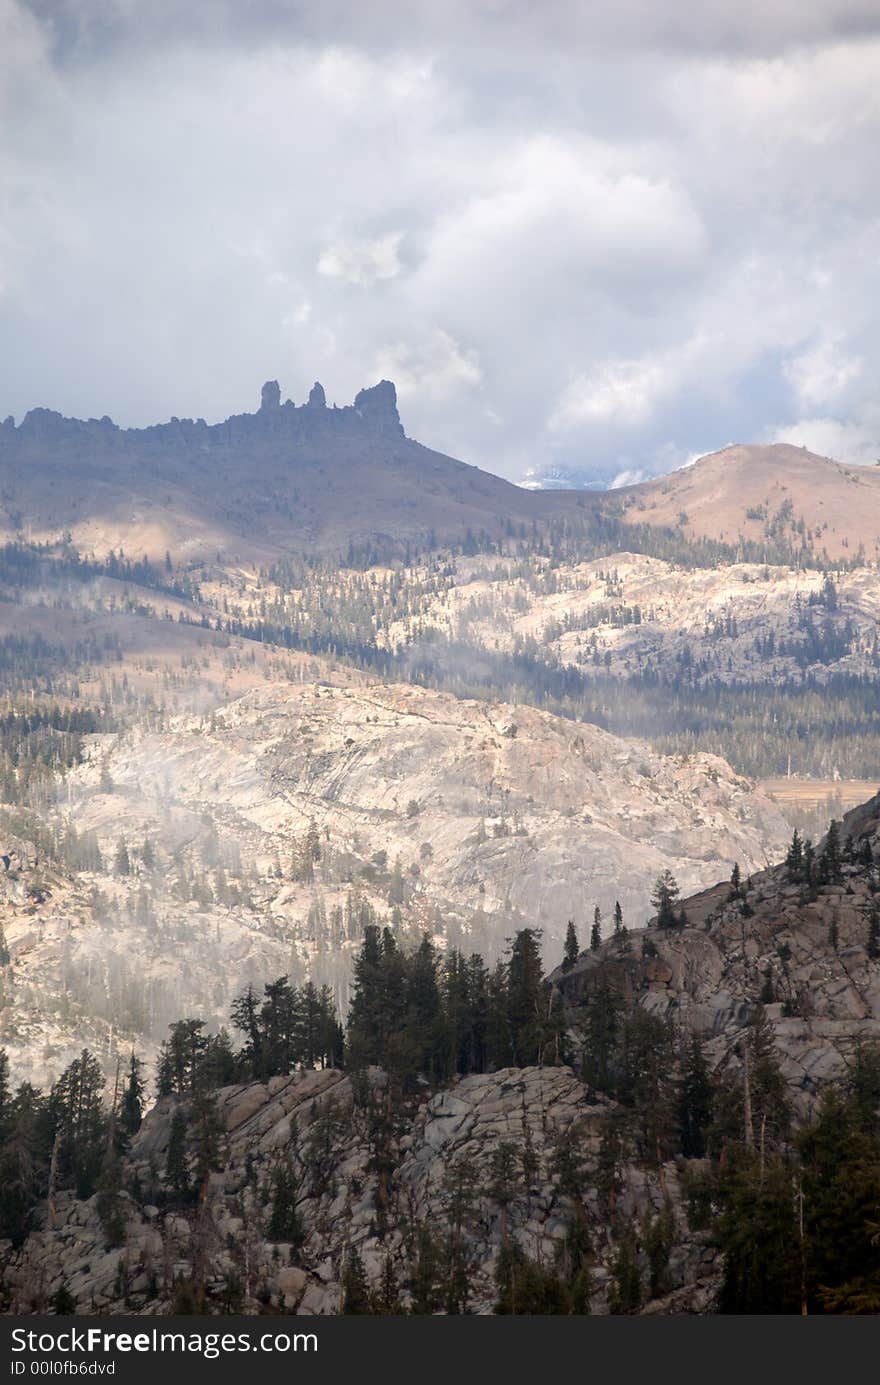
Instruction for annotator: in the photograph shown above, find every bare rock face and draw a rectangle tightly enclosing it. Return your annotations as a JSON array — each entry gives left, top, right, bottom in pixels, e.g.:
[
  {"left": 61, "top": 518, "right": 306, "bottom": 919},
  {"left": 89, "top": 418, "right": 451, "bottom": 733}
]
[
  {"left": 2, "top": 1065, "right": 718, "bottom": 1316},
  {"left": 307, "top": 381, "right": 326, "bottom": 408},
  {"left": 259, "top": 380, "right": 281, "bottom": 411}
]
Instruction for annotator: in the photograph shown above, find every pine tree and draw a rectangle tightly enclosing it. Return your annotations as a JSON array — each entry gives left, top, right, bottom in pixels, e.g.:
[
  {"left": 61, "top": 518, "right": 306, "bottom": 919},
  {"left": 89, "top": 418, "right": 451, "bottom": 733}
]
[
  {"left": 51, "top": 1284, "right": 76, "bottom": 1315},
  {"left": 113, "top": 838, "right": 130, "bottom": 877},
  {"left": 562, "top": 920, "right": 579, "bottom": 972},
  {"left": 613, "top": 901, "right": 624, "bottom": 936},
  {"left": 342, "top": 1246, "right": 371, "bottom": 1314},
  {"left": 96, "top": 1149, "right": 126, "bottom": 1247},
  {"left": 785, "top": 829, "right": 804, "bottom": 880},
  {"left": 821, "top": 821, "right": 843, "bottom": 883},
  {"left": 49, "top": 1050, "right": 107, "bottom": 1198},
  {"left": 165, "top": 1107, "right": 190, "bottom": 1202},
  {"left": 373, "top": 1254, "right": 402, "bottom": 1314},
  {"left": 867, "top": 908, "right": 880, "bottom": 960},
  {"left": 590, "top": 907, "right": 602, "bottom": 950},
  {"left": 120, "top": 1054, "right": 145, "bottom": 1141},
  {"left": 651, "top": 870, "right": 680, "bottom": 928},
  {"left": 506, "top": 929, "right": 546, "bottom": 1066},
  {"left": 408, "top": 1225, "right": 442, "bottom": 1314},
  {"left": 0, "top": 1049, "right": 10, "bottom": 1137},
  {"left": 192, "top": 1089, "right": 223, "bottom": 1192},
  {"left": 747, "top": 1007, "right": 790, "bottom": 1148},
  {"left": 609, "top": 1225, "right": 642, "bottom": 1314},
  {"left": 580, "top": 966, "right": 622, "bottom": 1096},
  {"left": 267, "top": 1158, "right": 303, "bottom": 1246},
  {"left": 486, "top": 1141, "right": 521, "bottom": 1244},
  {"left": 679, "top": 1034, "right": 713, "bottom": 1157}
]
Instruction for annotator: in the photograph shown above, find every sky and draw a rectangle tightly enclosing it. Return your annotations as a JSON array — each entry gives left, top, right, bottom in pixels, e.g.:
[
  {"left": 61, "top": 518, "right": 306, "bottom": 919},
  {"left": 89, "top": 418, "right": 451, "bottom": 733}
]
[{"left": 2, "top": 1, "right": 880, "bottom": 487}]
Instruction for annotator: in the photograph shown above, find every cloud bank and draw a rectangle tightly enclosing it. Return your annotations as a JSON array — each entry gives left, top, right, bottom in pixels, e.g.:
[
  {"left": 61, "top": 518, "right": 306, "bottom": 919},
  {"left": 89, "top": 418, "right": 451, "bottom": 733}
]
[{"left": 2, "top": 0, "right": 879, "bottom": 484}]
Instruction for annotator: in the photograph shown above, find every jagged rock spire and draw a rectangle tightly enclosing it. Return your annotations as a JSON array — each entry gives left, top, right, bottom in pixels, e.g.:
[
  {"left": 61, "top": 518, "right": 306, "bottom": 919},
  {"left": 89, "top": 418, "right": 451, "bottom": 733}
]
[{"left": 354, "top": 379, "right": 404, "bottom": 438}]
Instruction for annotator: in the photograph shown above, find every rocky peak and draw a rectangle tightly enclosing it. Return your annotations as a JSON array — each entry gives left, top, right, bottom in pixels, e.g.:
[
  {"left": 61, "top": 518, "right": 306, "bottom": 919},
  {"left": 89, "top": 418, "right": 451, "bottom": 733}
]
[
  {"left": 307, "top": 381, "right": 327, "bottom": 408},
  {"left": 259, "top": 379, "right": 281, "bottom": 411},
  {"left": 354, "top": 379, "right": 405, "bottom": 439}
]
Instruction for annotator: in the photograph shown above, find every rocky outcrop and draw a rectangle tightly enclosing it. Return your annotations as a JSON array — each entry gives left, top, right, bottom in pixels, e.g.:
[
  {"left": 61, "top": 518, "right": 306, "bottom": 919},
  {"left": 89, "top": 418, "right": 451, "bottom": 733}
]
[
  {"left": 553, "top": 791, "right": 880, "bottom": 1114},
  {"left": 354, "top": 380, "right": 404, "bottom": 439},
  {"left": 2, "top": 1066, "right": 718, "bottom": 1316}
]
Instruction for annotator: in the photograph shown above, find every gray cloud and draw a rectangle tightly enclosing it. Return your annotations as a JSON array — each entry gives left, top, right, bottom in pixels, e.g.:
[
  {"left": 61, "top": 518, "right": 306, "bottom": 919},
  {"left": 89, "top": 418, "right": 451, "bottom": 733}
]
[{"left": 2, "top": 0, "right": 879, "bottom": 484}]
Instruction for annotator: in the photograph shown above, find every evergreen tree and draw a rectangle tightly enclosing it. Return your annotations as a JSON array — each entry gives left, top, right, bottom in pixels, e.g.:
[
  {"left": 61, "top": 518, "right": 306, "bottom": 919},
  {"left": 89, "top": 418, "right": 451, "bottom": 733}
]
[
  {"left": 616, "top": 1010, "right": 678, "bottom": 1164},
  {"left": 0, "top": 1048, "right": 10, "bottom": 1136},
  {"left": 120, "top": 1054, "right": 145, "bottom": 1141},
  {"left": 165, "top": 1107, "right": 190, "bottom": 1202},
  {"left": 716, "top": 1153, "right": 801, "bottom": 1313},
  {"left": 486, "top": 1141, "right": 521, "bottom": 1244},
  {"left": 267, "top": 1158, "right": 303, "bottom": 1246},
  {"left": 590, "top": 908, "right": 601, "bottom": 951},
  {"left": 408, "top": 1225, "right": 442, "bottom": 1315},
  {"left": 495, "top": 1242, "right": 570, "bottom": 1314},
  {"left": 562, "top": 920, "right": 579, "bottom": 972},
  {"left": 0, "top": 1082, "right": 44, "bottom": 1245},
  {"left": 373, "top": 1254, "right": 402, "bottom": 1314},
  {"left": 867, "top": 907, "right": 880, "bottom": 960},
  {"left": 506, "top": 929, "right": 546, "bottom": 1066},
  {"left": 580, "top": 966, "right": 622, "bottom": 1096},
  {"left": 679, "top": 1035, "right": 713, "bottom": 1158},
  {"left": 787, "top": 825, "right": 809, "bottom": 880},
  {"left": 113, "top": 837, "right": 130, "bottom": 878},
  {"left": 48, "top": 1050, "right": 107, "bottom": 1198},
  {"left": 51, "top": 1284, "right": 76, "bottom": 1315},
  {"left": 485, "top": 960, "right": 512, "bottom": 1069},
  {"left": 96, "top": 1149, "right": 126, "bottom": 1247},
  {"left": 651, "top": 870, "right": 680, "bottom": 928},
  {"left": 230, "top": 984, "right": 263, "bottom": 1077},
  {"left": 821, "top": 820, "right": 843, "bottom": 883},
  {"left": 192, "top": 1089, "right": 223, "bottom": 1193},
  {"left": 609, "top": 1225, "right": 642, "bottom": 1314},
  {"left": 342, "top": 1246, "right": 371, "bottom": 1314}
]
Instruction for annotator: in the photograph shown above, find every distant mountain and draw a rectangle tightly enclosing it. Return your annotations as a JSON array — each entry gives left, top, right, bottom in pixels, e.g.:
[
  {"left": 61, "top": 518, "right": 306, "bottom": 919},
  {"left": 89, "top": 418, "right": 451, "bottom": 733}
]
[
  {"left": 0, "top": 380, "right": 584, "bottom": 564},
  {"left": 611, "top": 443, "right": 880, "bottom": 563},
  {"left": 4, "top": 382, "right": 878, "bottom": 567}
]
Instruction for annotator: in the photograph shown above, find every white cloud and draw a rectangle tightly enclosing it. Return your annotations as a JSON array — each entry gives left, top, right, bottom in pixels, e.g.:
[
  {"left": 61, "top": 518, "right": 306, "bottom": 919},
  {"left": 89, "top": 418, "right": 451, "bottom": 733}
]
[
  {"left": 550, "top": 357, "right": 670, "bottom": 429},
  {"left": 2, "top": 2, "right": 880, "bottom": 483},
  {"left": 317, "top": 231, "right": 404, "bottom": 287},
  {"left": 783, "top": 336, "right": 862, "bottom": 407},
  {"left": 374, "top": 329, "right": 482, "bottom": 402},
  {"left": 769, "top": 408, "right": 880, "bottom": 468},
  {"left": 609, "top": 467, "right": 648, "bottom": 489}
]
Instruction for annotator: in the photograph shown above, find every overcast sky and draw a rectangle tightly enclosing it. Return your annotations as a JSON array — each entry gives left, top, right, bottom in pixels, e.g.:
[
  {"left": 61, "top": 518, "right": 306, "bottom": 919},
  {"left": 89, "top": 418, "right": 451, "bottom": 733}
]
[{"left": 2, "top": 1, "right": 879, "bottom": 485}]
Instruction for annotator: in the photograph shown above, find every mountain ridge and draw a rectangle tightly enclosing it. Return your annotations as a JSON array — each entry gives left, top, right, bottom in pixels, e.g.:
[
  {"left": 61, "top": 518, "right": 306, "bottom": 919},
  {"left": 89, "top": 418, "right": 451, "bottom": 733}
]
[{"left": 5, "top": 380, "right": 879, "bottom": 566}]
